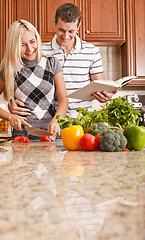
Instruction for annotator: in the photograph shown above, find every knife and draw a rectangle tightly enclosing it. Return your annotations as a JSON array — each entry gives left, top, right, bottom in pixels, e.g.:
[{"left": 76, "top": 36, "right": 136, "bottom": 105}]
[{"left": 26, "top": 127, "right": 53, "bottom": 137}]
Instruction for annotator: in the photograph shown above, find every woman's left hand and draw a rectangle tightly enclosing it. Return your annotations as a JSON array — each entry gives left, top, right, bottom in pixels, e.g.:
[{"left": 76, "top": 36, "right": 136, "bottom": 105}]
[{"left": 48, "top": 119, "right": 61, "bottom": 138}]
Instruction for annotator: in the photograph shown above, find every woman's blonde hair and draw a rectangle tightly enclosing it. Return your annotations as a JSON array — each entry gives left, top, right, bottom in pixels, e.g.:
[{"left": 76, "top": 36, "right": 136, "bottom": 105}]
[{"left": 0, "top": 20, "right": 42, "bottom": 102}]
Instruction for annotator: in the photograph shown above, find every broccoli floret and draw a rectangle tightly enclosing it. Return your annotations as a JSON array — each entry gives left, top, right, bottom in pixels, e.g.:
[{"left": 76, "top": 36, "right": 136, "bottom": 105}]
[
  {"left": 84, "top": 122, "right": 109, "bottom": 135},
  {"left": 91, "top": 122, "right": 109, "bottom": 135},
  {"left": 100, "top": 129, "right": 127, "bottom": 152}
]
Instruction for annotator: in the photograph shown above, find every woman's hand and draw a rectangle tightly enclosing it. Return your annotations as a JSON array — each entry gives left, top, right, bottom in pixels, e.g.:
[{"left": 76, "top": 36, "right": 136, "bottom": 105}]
[
  {"left": 8, "top": 99, "right": 31, "bottom": 116},
  {"left": 91, "top": 90, "right": 117, "bottom": 103},
  {"left": 8, "top": 114, "right": 31, "bottom": 131},
  {"left": 48, "top": 118, "right": 61, "bottom": 138}
]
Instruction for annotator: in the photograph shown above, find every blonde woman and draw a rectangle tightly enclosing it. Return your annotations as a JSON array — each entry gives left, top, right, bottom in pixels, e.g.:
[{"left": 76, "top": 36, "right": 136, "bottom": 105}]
[{"left": 0, "top": 20, "right": 68, "bottom": 140}]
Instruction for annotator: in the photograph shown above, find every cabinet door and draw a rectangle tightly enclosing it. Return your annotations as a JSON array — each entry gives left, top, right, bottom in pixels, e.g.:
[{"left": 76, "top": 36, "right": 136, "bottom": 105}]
[
  {"left": 0, "top": 0, "right": 37, "bottom": 61},
  {"left": 38, "top": 0, "right": 81, "bottom": 42},
  {"left": 81, "top": 0, "right": 125, "bottom": 45},
  {"left": 122, "top": 0, "right": 145, "bottom": 84}
]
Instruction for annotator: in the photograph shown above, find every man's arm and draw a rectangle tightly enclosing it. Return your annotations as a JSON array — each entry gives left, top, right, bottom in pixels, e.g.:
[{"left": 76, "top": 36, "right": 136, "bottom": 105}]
[
  {"left": 90, "top": 72, "right": 117, "bottom": 103},
  {"left": 8, "top": 99, "right": 31, "bottom": 116}
]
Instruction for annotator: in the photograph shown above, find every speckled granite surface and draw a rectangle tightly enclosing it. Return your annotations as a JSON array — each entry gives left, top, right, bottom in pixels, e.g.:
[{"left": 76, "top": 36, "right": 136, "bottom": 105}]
[{"left": 0, "top": 141, "right": 145, "bottom": 240}]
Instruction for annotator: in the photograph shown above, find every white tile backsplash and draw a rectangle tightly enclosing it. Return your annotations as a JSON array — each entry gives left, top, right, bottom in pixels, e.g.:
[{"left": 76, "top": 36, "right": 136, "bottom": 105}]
[{"left": 99, "top": 46, "right": 122, "bottom": 80}]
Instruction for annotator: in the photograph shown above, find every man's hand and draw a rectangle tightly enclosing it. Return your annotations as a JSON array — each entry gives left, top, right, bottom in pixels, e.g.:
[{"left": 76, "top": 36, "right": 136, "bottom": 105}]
[
  {"left": 8, "top": 99, "right": 31, "bottom": 116},
  {"left": 91, "top": 90, "right": 117, "bottom": 103},
  {"left": 90, "top": 73, "right": 117, "bottom": 103}
]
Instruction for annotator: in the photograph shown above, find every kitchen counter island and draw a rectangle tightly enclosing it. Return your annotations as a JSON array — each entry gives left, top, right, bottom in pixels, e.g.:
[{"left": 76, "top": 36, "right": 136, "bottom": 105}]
[{"left": 0, "top": 140, "right": 145, "bottom": 240}]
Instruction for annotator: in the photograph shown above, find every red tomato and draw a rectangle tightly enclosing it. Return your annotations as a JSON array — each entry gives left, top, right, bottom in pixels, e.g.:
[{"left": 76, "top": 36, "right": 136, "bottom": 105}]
[
  {"left": 80, "top": 133, "right": 100, "bottom": 151},
  {"left": 95, "top": 135, "right": 101, "bottom": 150},
  {"left": 40, "top": 136, "right": 54, "bottom": 142},
  {"left": 13, "top": 136, "right": 31, "bottom": 143}
]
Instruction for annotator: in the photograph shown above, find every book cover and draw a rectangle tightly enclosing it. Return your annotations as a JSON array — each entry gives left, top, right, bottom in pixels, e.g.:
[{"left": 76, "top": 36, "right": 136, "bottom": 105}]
[{"left": 67, "top": 76, "right": 136, "bottom": 101}]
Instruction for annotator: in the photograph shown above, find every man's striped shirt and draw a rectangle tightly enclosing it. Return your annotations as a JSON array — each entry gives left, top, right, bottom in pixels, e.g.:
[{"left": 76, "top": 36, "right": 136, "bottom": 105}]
[{"left": 42, "top": 35, "right": 104, "bottom": 118}]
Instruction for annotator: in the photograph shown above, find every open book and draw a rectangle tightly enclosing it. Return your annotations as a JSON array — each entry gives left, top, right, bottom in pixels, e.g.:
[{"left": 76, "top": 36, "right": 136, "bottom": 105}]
[{"left": 67, "top": 76, "right": 135, "bottom": 101}]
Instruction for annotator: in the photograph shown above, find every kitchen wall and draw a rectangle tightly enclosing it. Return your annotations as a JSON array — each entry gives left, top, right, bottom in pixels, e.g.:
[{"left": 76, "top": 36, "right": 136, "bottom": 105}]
[{"left": 92, "top": 46, "right": 145, "bottom": 110}]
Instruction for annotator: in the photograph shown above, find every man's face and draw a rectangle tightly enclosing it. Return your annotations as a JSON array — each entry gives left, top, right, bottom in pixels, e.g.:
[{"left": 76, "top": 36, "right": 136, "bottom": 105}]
[{"left": 55, "top": 18, "right": 79, "bottom": 47}]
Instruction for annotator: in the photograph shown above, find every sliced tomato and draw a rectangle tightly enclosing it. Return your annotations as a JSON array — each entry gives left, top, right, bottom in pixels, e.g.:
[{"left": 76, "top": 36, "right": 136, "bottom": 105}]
[
  {"left": 13, "top": 136, "right": 31, "bottom": 143},
  {"left": 13, "top": 136, "right": 22, "bottom": 143},
  {"left": 40, "top": 136, "right": 54, "bottom": 142},
  {"left": 21, "top": 136, "right": 31, "bottom": 143}
]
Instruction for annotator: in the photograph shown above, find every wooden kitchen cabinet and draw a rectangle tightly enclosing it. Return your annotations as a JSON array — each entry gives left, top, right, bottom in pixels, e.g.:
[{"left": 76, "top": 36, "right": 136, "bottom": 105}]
[
  {"left": 36, "top": 0, "right": 126, "bottom": 44},
  {"left": 80, "top": 0, "right": 126, "bottom": 45},
  {"left": 122, "top": 0, "right": 145, "bottom": 84},
  {"left": 0, "top": 0, "right": 37, "bottom": 62}
]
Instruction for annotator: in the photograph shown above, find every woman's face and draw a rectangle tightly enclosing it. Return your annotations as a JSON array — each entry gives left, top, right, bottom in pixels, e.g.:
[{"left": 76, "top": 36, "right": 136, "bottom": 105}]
[{"left": 21, "top": 30, "right": 38, "bottom": 61}]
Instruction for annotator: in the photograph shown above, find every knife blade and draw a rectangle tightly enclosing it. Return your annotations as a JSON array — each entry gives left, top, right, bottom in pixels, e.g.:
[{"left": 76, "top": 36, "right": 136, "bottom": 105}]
[{"left": 26, "top": 127, "right": 53, "bottom": 137}]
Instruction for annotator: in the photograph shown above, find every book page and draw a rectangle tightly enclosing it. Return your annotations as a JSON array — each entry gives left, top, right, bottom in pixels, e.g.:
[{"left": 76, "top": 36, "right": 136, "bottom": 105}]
[
  {"left": 67, "top": 81, "right": 118, "bottom": 101},
  {"left": 67, "top": 76, "right": 136, "bottom": 101},
  {"left": 115, "top": 76, "right": 136, "bottom": 87}
]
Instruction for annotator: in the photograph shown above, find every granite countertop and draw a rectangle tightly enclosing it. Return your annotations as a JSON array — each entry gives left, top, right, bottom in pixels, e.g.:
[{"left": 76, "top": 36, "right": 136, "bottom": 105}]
[{"left": 0, "top": 140, "right": 145, "bottom": 240}]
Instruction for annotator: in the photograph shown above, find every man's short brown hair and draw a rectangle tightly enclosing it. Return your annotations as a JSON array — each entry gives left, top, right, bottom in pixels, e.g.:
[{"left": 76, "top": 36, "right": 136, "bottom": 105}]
[{"left": 55, "top": 3, "right": 81, "bottom": 27}]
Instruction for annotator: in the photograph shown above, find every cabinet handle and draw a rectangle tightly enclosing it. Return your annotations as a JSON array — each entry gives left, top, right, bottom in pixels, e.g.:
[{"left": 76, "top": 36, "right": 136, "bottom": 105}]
[{"left": 85, "top": 30, "right": 89, "bottom": 34}]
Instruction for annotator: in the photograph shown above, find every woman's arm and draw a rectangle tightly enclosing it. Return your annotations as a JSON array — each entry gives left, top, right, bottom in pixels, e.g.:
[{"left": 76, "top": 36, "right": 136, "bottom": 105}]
[
  {"left": 0, "top": 107, "right": 31, "bottom": 131},
  {"left": 54, "top": 71, "right": 68, "bottom": 117},
  {"left": 0, "top": 78, "right": 31, "bottom": 130},
  {"left": 47, "top": 71, "right": 68, "bottom": 135}
]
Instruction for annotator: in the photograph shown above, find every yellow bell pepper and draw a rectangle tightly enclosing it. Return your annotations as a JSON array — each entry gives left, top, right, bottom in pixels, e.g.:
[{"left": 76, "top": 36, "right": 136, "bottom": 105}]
[{"left": 61, "top": 125, "right": 84, "bottom": 150}]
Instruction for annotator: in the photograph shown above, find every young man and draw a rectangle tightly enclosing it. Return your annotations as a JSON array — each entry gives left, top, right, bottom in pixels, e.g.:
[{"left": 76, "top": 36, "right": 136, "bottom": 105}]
[{"left": 9, "top": 3, "right": 116, "bottom": 119}]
